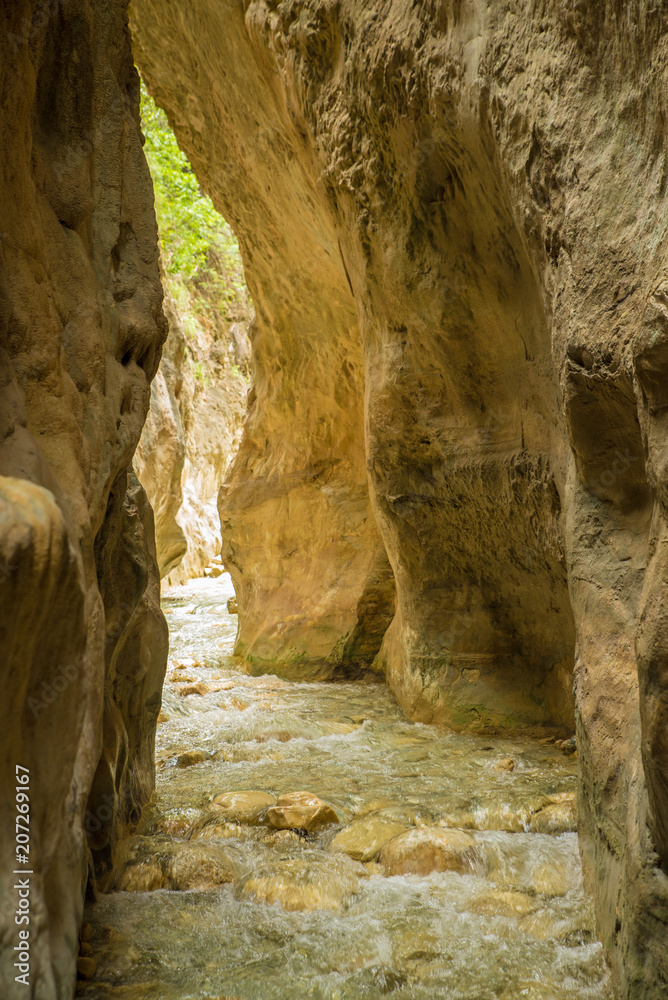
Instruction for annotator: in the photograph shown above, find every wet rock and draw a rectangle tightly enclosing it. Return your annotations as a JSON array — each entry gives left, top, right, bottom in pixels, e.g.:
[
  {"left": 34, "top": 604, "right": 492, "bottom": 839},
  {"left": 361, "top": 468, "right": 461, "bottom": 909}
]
[
  {"left": 379, "top": 827, "right": 481, "bottom": 877},
  {"left": 493, "top": 757, "right": 516, "bottom": 772},
  {"left": 177, "top": 750, "right": 207, "bottom": 768},
  {"left": 111, "top": 836, "right": 242, "bottom": 892},
  {"left": 210, "top": 791, "right": 276, "bottom": 825},
  {"left": 79, "top": 942, "right": 93, "bottom": 957},
  {"left": 530, "top": 795, "right": 577, "bottom": 835},
  {"left": 330, "top": 815, "right": 408, "bottom": 862},
  {"left": 266, "top": 792, "right": 340, "bottom": 832},
  {"left": 435, "top": 806, "right": 528, "bottom": 833},
  {"left": 261, "top": 829, "right": 309, "bottom": 847},
  {"left": 236, "top": 853, "right": 364, "bottom": 911},
  {"left": 254, "top": 730, "right": 296, "bottom": 743},
  {"left": 179, "top": 682, "right": 211, "bottom": 696},
  {"left": 530, "top": 861, "right": 574, "bottom": 898},
  {"left": 153, "top": 809, "right": 201, "bottom": 838},
  {"left": 227, "top": 597, "right": 238, "bottom": 614},
  {"left": 76, "top": 957, "right": 97, "bottom": 980},
  {"left": 468, "top": 889, "right": 538, "bottom": 917}
]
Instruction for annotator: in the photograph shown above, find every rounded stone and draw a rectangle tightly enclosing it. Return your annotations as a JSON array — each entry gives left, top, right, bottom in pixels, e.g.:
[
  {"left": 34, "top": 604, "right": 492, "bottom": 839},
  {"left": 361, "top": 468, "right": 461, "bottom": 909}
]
[
  {"left": 265, "top": 791, "right": 339, "bottom": 831},
  {"left": 236, "top": 854, "right": 363, "bottom": 911},
  {"left": 76, "top": 957, "right": 97, "bottom": 979},
  {"left": 177, "top": 750, "right": 207, "bottom": 768},
  {"left": 530, "top": 795, "right": 576, "bottom": 834},
  {"left": 330, "top": 815, "right": 408, "bottom": 862},
  {"left": 468, "top": 889, "right": 537, "bottom": 917},
  {"left": 379, "top": 827, "right": 481, "bottom": 876},
  {"left": 211, "top": 790, "right": 276, "bottom": 825}
]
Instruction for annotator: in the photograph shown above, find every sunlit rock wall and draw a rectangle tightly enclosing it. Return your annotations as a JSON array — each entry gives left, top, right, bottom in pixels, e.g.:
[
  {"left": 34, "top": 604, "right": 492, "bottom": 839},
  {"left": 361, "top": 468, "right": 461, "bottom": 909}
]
[
  {"left": 0, "top": 3, "right": 167, "bottom": 996},
  {"left": 135, "top": 287, "right": 251, "bottom": 585},
  {"left": 132, "top": 0, "right": 668, "bottom": 993}
]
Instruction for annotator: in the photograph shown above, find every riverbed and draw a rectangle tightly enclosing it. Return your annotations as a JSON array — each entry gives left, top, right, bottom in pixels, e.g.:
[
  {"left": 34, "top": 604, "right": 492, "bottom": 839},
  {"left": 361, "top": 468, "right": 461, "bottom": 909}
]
[{"left": 77, "top": 574, "right": 611, "bottom": 999}]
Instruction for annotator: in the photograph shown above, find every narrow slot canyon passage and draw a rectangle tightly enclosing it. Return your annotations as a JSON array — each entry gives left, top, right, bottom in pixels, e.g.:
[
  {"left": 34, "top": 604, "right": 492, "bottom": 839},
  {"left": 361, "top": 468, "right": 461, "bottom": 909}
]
[
  {"left": 77, "top": 574, "right": 609, "bottom": 1000},
  {"left": 2, "top": 3, "right": 668, "bottom": 999},
  {"left": 77, "top": 79, "right": 608, "bottom": 1000}
]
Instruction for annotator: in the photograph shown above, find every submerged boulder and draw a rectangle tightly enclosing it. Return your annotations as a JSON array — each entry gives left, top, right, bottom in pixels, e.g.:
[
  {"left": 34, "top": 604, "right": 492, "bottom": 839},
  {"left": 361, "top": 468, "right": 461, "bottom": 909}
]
[
  {"left": 110, "top": 836, "right": 242, "bottom": 892},
  {"left": 379, "top": 828, "right": 481, "bottom": 877},
  {"left": 236, "top": 853, "right": 364, "bottom": 912},
  {"left": 330, "top": 815, "right": 408, "bottom": 862}
]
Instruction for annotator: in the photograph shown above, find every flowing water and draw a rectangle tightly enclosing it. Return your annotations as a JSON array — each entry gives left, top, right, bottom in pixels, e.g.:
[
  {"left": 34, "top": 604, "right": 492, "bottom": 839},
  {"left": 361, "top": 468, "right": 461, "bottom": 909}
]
[{"left": 78, "top": 575, "right": 612, "bottom": 1000}]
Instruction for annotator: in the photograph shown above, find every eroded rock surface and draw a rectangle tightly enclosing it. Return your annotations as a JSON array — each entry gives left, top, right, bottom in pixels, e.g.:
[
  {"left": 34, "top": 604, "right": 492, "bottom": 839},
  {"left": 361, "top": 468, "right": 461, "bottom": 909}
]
[
  {"left": 132, "top": 1, "right": 668, "bottom": 993},
  {"left": 0, "top": 3, "right": 167, "bottom": 996},
  {"left": 135, "top": 286, "right": 251, "bottom": 584}
]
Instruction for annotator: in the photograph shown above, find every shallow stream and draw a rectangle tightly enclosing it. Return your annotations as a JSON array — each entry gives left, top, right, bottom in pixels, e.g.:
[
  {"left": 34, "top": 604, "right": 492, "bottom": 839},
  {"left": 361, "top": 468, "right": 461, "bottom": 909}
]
[{"left": 78, "top": 575, "right": 612, "bottom": 1000}]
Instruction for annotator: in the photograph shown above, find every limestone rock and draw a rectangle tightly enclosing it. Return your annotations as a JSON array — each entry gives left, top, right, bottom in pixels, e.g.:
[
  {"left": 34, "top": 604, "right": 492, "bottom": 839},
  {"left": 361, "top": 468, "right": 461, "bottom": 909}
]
[
  {"left": 235, "top": 853, "right": 363, "bottom": 912},
  {"left": 76, "top": 957, "right": 97, "bottom": 980},
  {"left": 130, "top": 4, "right": 668, "bottom": 989},
  {"left": 468, "top": 890, "right": 538, "bottom": 918},
  {"left": 110, "top": 836, "right": 242, "bottom": 892},
  {"left": 330, "top": 815, "right": 408, "bottom": 863},
  {"left": 379, "top": 828, "right": 481, "bottom": 877},
  {"left": 530, "top": 800, "right": 577, "bottom": 836},
  {"left": 176, "top": 750, "right": 207, "bottom": 768},
  {"left": 265, "top": 792, "right": 340, "bottom": 832},
  {"left": 135, "top": 285, "right": 250, "bottom": 583},
  {"left": 0, "top": 5, "right": 167, "bottom": 994},
  {"left": 210, "top": 791, "right": 276, "bottom": 825}
]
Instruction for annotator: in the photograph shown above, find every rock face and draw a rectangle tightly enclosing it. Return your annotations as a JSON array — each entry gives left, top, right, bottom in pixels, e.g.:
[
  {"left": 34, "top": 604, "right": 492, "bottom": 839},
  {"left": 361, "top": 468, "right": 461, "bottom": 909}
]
[
  {"left": 0, "top": 3, "right": 167, "bottom": 997},
  {"left": 132, "top": 2, "right": 668, "bottom": 994},
  {"left": 135, "top": 286, "right": 251, "bottom": 584}
]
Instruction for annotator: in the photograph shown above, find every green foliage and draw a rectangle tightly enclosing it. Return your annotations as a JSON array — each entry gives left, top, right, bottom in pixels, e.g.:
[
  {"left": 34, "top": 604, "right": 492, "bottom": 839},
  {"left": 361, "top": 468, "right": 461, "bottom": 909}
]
[
  {"left": 139, "top": 80, "right": 246, "bottom": 313},
  {"left": 193, "top": 360, "right": 209, "bottom": 386}
]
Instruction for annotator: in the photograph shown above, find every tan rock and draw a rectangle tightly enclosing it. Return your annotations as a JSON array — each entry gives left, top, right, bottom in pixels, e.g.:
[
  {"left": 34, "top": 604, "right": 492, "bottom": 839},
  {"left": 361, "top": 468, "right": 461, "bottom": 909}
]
[
  {"left": 111, "top": 837, "right": 241, "bottom": 892},
  {"left": 468, "top": 889, "right": 538, "bottom": 918},
  {"left": 76, "top": 957, "right": 97, "bottom": 980},
  {"left": 379, "top": 827, "right": 481, "bottom": 877},
  {"left": 265, "top": 792, "right": 340, "bottom": 832},
  {"left": 530, "top": 798, "right": 577, "bottom": 835},
  {"left": 177, "top": 750, "right": 207, "bottom": 768},
  {"left": 236, "top": 854, "right": 363, "bottom": 912},
  {"left": 330, "top": 815, "right": 408, "bottom": 862},
  {"left": 210, "top": 791, "right": 276, "bottom": 825},
  {"left": 530, "top": 861, "right": 573, "bottom": 898},
  {"left": 493, "top": 758, "right": 516, "bottom": 772},
  {"left": 179, "top": 682, "right": 210, "bottom": 697}
]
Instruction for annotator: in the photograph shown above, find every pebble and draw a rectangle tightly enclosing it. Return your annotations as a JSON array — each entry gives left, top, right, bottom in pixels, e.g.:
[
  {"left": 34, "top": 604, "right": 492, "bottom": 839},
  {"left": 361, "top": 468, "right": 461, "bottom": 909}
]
[{"left": 76, "top": 957, "right": 97, "bottom": 979}]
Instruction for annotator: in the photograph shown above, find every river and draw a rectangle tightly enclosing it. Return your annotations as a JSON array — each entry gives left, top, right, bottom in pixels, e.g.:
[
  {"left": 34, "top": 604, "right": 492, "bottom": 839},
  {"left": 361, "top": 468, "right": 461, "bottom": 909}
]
[{"left": 77, "top": 574, "right": 612, "bottom": 999}]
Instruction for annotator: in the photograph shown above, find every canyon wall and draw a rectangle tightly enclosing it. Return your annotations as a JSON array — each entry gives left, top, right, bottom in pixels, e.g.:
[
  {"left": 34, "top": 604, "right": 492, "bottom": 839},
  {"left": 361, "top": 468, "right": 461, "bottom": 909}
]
[
  {"left": 0, "top": 3, "right": 167, "bottom": 997},
  {"left": 132, "top": 0, "right": 668, "bottom": 994},
  {"left": 135, "top": 286, "right": 251, "bottom": 585}
]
